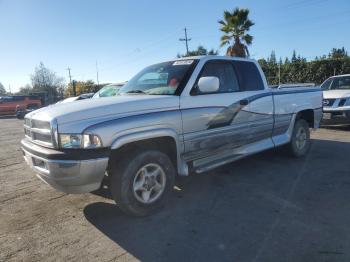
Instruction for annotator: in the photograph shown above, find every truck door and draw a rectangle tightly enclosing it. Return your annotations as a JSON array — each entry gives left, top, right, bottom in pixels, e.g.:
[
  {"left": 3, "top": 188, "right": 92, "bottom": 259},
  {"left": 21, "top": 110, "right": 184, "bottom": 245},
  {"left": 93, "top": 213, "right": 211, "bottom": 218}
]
[
  {"left": 232, "top": 60, "right": 274, "bottom": 145},
  {"left": 180, "top": 60, "right": 254, "bottom": 161}
]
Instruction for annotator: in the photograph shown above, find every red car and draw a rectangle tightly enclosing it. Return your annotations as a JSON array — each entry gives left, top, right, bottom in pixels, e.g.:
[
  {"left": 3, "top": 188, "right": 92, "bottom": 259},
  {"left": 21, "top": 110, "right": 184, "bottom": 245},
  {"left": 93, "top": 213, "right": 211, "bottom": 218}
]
[{"left": 0, "top": 96, "right": 41, "bottom": 116}]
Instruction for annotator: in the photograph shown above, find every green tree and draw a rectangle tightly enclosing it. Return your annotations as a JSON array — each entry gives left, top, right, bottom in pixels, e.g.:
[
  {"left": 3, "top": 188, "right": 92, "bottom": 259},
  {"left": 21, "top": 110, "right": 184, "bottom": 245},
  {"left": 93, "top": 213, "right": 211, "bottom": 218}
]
[
  {"left": 0, "top": 82, "right": 6, "bottom": 95},
  {"left": 258, "top": 48, "right": 350, "bottom": 86},
  {"left": 64, "top": 80, "right": 97, "bottom": 97},
  {"left": 329, "top": 47, "right": 348, "bottom": 59},
  {"left": 219, "top": 8, "right": 254, "bottom": 57},
  {"left": 31, "top": 62, "right": 65, "bottom": 103},
  {"left": 259, "top": 51, "right": 281, "bottom": 84},
  {"left": 17, "top": 84, "right": 33, "bottom": 95},
  {"left": 291, "top": 50, "right": 297, "bottom": 63},
  {"left": 177, "top": 45, "right": 218, "bottom": 58}
]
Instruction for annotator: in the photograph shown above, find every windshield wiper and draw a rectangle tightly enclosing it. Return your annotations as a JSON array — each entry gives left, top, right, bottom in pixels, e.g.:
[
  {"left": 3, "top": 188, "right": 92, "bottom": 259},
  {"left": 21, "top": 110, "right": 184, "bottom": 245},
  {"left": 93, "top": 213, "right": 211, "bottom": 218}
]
[{"left": 125, "top": 90, "right": 146, "bottom": 94}]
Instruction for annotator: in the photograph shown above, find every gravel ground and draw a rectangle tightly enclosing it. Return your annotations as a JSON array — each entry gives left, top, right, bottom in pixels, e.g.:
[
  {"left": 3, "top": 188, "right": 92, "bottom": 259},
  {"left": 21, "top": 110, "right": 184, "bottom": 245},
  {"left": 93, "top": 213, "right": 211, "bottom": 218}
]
[{"left": 1, "top": 117, "right": 350, "bottom": 262}]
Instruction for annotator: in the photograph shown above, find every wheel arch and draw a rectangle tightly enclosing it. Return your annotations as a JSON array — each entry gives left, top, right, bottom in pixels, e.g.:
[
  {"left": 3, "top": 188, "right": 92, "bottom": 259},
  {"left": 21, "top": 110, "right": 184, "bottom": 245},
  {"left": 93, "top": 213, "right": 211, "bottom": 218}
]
[
  {"left": 110, "top": 128, "right": 188, "bottom": 176},
  {"left": 295, "top": 109, "right": 315, "bottom": 128}
]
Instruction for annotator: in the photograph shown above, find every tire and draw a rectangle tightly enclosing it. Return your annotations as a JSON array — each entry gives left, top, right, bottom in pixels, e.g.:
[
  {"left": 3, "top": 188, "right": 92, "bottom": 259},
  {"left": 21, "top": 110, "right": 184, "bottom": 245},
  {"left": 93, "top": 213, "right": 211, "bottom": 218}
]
[
  {"left": 110, "top": 150, "right": 175, "bottom": 216},
  {"left": 285, "top": 119, "right": 311, "bottom": 157},
  {"left": 17, "top": 114, "right": 24, "bottom": 119},
  {"left": 15, "top": 111, "right": 24, "bottom": 119}
]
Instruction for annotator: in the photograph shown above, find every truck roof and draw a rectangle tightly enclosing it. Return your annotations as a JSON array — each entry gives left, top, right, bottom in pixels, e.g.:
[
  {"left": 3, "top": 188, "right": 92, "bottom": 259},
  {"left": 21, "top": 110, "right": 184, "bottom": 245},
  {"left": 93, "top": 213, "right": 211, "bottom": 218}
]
[{"left": 174, "top": 55, "right": 257, "bottom": 63}]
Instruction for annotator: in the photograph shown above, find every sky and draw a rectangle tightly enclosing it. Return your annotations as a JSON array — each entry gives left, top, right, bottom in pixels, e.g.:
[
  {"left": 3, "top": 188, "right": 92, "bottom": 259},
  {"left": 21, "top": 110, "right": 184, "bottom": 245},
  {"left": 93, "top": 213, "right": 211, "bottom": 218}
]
[{"left": 0, "top": 0, "right": 349, "bottom": 92}]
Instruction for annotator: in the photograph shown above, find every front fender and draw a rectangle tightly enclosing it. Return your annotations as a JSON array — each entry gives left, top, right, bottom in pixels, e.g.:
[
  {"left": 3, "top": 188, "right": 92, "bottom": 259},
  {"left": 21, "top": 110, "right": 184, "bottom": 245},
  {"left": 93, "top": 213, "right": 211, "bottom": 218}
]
[{"left": 110, "top": 127, "right": 188, "bottom": 176}]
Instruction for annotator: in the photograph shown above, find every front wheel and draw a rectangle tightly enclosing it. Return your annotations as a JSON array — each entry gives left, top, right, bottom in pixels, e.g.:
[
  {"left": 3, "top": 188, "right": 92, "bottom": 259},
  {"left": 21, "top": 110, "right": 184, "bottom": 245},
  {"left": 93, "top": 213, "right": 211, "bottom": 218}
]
[
  {"left": 285, "top": 119, "right": 311, "bottom": 157},
  {"left": 110, "top": 150, "right": 175, "bottom": 216}
]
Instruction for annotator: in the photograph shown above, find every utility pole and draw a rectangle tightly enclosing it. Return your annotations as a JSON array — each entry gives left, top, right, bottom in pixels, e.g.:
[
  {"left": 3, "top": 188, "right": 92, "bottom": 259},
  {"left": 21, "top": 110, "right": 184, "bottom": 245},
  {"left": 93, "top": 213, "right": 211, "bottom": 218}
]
[
  {"left": 96, "top": 61, "right": 100, "bottom": 86},
  {"left": 72, "top": 80, "right": 77, "bottom": 97},
  {"left": 179, "top": 27, "right": 191, "bottom": 56},
  {"left": 278, "top": 62, "right": 281, "bottom": 85},
  {"left": 8, "top": 85, "right": 11, "bottom": 94},
  {"left": 67, "top": 67, "right": 72, "bottom": 86}
]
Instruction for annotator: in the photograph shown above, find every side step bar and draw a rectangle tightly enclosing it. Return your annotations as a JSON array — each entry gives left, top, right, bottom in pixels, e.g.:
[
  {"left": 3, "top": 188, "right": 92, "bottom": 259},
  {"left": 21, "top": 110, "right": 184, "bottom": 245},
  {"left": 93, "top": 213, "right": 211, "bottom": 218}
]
[{"left": 194, "top": 154, "right": 244, "bottom": 173}]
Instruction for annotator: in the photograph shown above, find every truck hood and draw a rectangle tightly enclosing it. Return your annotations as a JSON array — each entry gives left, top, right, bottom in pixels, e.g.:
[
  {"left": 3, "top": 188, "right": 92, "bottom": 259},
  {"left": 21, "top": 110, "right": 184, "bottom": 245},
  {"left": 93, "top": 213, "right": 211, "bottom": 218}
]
[
  {"left": 323, "top": 90, "right": 350, "bottom": 99},
  {"left": 28, "top": 95, "right": 179, "bottom": 125}
]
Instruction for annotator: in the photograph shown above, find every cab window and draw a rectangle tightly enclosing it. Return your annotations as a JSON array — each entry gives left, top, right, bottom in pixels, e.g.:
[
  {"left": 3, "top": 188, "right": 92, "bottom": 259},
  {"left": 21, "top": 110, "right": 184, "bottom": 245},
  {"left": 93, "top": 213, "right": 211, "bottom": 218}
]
[
  {"left": 233, "top": 61, "right": 264, "bottom": 91},
  {"left": 331, "top": 76, "right": 350, "bottom": 90},
  {"left": 192, "top": 61, "right": 239, "bottom": 94},
  {"left": 321, "top": 78, "right": 333, "bottom": 90}
]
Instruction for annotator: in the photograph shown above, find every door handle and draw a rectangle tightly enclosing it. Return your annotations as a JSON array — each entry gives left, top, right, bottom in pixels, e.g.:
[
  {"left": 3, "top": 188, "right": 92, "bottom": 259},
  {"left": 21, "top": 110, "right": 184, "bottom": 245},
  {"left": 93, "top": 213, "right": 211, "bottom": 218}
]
[{"left": 239, "top": 99, "right": 249, "bottom": 106}]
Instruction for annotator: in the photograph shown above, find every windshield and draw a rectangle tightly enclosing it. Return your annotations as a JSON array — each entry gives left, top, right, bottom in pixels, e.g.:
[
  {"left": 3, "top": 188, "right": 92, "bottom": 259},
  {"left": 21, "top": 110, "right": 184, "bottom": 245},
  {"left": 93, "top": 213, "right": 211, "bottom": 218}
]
[
  {"left": 93, "top": 84, "right": 122, "bottom": 98},
  {"left": 321, "top": 76, "right": 350, "bottom": 90},
  {"left": 118, "top": 60, "right": 196, "bottom": 95}
]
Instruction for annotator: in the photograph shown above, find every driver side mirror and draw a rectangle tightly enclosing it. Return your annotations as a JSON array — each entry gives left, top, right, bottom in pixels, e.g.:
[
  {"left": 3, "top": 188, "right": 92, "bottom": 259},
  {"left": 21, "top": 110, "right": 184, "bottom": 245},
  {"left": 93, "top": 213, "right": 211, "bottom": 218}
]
[{"left": 197, "top": 76, "right": 220, "bottom": 93}]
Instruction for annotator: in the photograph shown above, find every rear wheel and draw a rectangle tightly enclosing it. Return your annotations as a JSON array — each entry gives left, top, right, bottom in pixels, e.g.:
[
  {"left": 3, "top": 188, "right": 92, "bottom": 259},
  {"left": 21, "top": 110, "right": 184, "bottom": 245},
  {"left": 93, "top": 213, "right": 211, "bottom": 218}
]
[
  {"left": 110, "top": 150, "right": 175, "bottom": 216},
  {"left": 285, "top": 119, "right": 311, "bottom": 157}
]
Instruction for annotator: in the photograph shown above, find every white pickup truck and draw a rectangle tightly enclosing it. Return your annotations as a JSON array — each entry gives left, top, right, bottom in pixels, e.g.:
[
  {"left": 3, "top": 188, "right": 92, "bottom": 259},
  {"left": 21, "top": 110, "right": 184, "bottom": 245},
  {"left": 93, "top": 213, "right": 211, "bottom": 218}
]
[{"left": 21, "top": 56, "right": 322, "bottom": 216}]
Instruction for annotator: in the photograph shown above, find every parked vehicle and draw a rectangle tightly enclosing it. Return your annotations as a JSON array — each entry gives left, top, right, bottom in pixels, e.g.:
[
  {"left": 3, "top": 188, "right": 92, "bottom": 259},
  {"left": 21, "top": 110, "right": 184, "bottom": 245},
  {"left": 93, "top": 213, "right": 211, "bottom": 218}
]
[
  {"left": 57, "top": 93, "right": 95, "bottom": 104},
  {"left": 21, "top": 56, "right": 322, "bottom": 216},
  {"left": 0, "top": 95, "right": 41, "bottom": 116},
  {"left": 321, "top": 74, "right": 350, "bottom": 125},
  {"left": 16, "top": 105, "right": 39, "bottom": 119},
  {"left": 92, "top": 83, "right": 125, "bottom": 98}
]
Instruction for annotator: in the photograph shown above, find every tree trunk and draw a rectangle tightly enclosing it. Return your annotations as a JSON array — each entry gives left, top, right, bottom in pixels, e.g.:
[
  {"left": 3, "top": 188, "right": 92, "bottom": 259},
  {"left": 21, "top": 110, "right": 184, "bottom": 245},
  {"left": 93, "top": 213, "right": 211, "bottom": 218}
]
[{"left": 226, "top": 38, "right": 246, "bottom": 57}]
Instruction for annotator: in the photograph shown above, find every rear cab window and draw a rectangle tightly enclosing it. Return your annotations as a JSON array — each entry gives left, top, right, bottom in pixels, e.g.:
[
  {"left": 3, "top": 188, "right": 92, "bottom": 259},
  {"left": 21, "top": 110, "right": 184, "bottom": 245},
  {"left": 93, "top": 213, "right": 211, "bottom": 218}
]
[{"left": 232, "top": 61, "right": 264, "bottom": 91}]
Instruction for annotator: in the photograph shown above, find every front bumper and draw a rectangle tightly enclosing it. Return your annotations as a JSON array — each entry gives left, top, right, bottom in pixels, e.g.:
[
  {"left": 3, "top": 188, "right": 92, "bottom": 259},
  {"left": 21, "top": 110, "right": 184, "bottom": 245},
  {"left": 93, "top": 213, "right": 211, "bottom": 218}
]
[
  {"left": 322, "top": 109, "right": 350, "bottom": 125},
  {"left": 21, "top": 138, "right": 110, "bottom": 193}
]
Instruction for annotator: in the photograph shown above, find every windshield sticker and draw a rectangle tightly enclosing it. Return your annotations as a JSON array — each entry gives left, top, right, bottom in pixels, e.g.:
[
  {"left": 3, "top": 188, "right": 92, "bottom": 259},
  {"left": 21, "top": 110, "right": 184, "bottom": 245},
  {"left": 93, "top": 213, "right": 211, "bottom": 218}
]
[{"left": 173, "top": 60, "right": 193, "bottom": 66}]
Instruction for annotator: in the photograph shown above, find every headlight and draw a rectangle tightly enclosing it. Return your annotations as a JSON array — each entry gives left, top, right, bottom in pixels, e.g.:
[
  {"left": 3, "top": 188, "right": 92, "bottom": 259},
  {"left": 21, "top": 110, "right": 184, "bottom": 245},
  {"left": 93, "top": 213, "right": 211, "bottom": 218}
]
[
  {"left": 59, "top": 134, "right": 102, "bottom": 148},
  {"left": 59, "top": 134, "right": 82, "bottom": 148}
]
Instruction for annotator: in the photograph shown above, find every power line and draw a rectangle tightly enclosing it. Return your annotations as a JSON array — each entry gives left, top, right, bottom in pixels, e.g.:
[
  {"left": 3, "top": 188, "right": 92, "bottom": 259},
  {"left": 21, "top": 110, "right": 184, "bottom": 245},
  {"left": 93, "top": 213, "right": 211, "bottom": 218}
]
[
  {"left": 97, "top": 36, "right": 175, "bottom": 74},
  {"left": 256, "top": 9, "right": 350, "bottom": 31},
  {"left": 179, "top": 27, "right": 191, "bottom": 56},
  {"left": 72, "top": 33, "right": 177, "bottom": 79},
  {"left": 282, "top": 0, "right": 330, "bottom": 9},
  {"left": 67, "top": 28, "right": 200, "bottom": 80},
  {"left": 94, "top": 32, "right": 176, "bottom": 72}
]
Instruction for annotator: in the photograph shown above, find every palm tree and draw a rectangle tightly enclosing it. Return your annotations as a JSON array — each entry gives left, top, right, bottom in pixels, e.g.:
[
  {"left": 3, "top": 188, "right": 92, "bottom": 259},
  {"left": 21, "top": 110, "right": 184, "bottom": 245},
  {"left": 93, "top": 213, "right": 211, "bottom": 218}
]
[{"left": 219, "top": 8, "right": 254, "bottom": 58}]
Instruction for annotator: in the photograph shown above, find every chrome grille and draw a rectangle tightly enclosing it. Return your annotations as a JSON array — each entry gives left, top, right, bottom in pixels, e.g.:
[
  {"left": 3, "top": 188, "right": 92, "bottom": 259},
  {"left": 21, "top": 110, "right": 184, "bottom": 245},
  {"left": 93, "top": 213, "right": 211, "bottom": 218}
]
[
  {"left": 339, "top": 98, "right": 347, "bottom": 107},
  {"left": 24, "top": 117, "right": 54, "bottom": 147},
  {"left": 31, "top": 120, "right": 51, "bottom": 129},
  {"left": 32, "top": 132, "right": 52, "bottom": 143}
]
